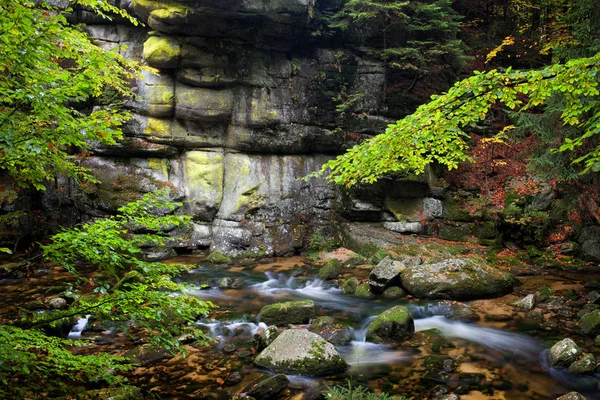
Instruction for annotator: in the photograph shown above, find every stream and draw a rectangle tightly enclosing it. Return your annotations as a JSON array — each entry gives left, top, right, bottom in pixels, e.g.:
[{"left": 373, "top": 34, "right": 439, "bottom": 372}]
[{"left": 49, "top": 257, "right": 600, "bottom": 399}]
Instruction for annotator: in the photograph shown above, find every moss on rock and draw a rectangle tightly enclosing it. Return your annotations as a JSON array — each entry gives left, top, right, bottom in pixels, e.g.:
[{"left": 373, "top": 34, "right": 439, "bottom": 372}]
[
  {"left": 342, "top": 277, "right": 359, "bottom": 294},
  {"left": 355, "top": 283, "right": 374, "bottom": 299},
  {"left": 143, "top": 36, "right": 181, "bottom": 68},
  {"left": 204, "top": 250, "right": 231, "bottom": 264},
  {"left": 579, "top": 309, "right": 600, "bottom": 336},
  {"left": 318, "top": 259, "right": 342, "bottom": 280},
  {"left": 259, "top": 300, "right": 316, "bottom": 326},
  {"left": 366, "top": 305, "right": 415, "bottom": 344}
]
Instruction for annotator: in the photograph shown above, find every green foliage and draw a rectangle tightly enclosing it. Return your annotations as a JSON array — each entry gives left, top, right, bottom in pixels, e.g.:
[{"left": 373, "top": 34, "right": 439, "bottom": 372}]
[
  {"left": 0, "top": 0, "right": 145, "bottom": 190},
  {"left": 331, "top": 0, "right": 465, "bottom": 78},
  {"left": 325, "top": 383, "right": 407, "bottom": 400},
  {"left": 4, "top": 191, "right": 214, "bottom": 398},
  {"left": 0, "top": 325, "right": 130, "bottom": 398},
  {"left": 309, "top": 53, "right": 600, "bottom": 187}
]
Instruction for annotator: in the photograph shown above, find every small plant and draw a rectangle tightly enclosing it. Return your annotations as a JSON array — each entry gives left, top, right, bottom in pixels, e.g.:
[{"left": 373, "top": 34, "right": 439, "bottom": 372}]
[{"left": 325, "top": 383, "right": 407, "bottom": 400}]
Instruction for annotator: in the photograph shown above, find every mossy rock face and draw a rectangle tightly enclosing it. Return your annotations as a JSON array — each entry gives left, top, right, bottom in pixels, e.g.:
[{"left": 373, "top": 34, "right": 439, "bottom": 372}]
[
  {"left": 548, "top": 338, "right": 582, "bottom": 367},
  {"left": 401, "top": 258, "right": 514, "bottom": 301},
  {"left": 254, "top": 329, "right": 348, "bottom": 376},
  {"left": 579, "top": 309, "right": 600, "bottom": 336},
  {"left": 259, "top": 300, "right": 316, "bottom": 326},
  {"left": 175, "top": 85, "right": 233, "bottom": 122},
  {"left": 203, "top": 250, "right": 231, "bottom": 264},
  {"left": 342, "top": 277, "right": 359, "bottom": 294},
  {"left": 318, "top": 259, "right": 342, "bottom": 280},
  {"left": 355, "top": 283, "right": 374, "bottom": 299},
  {"left": 143, "top": 35, "right": 181, "bottom": 68},
  {"left": 439, "top": 222, "right": 473, "bottom": 242},
  {"left": 366, "top": 305, "right": 415, "bottom": 344}
]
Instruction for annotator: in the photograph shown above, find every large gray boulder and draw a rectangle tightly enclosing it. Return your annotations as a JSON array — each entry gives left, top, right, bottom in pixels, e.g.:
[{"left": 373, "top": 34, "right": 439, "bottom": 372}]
[
  {"left": 548, "top": 338, "right": 582, "bottom": 368},
  {"left": 368, "top": 256, "right": 406, "bottom": 294},
  {"left": 259, "top": 300, "right": 315, "bottom": 326},
  {"left": 254, "top": 329, "right": 348, "bottom": 376},
  {"left": 366, "top": 305, "right": 415, "bottom": 344},
  {"left": 401, "top": 258, "right": 514, "bottom": 300}
]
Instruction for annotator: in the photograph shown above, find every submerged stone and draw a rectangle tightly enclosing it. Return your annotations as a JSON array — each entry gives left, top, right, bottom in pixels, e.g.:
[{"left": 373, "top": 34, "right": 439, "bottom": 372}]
[
  {"left": 366, "top": 305, "right": 415, "bottom": 344},
  {"left": 246, "top": 374, "right": 289, "bottom": 399},
  {"left": 341, "top": 277, "right": 359, "bottom": 294},
  {"left": 259, "top": 300, "right": 315, "bottom": 326},
  {"left": 254, "top": 329, "right": 348, "bottom": 376},
  {"left": 355, "top": 283, "right": 374, "bottom": 299},
  {"left": 203, "top": 250, "right": 231, "bottom": 264}
]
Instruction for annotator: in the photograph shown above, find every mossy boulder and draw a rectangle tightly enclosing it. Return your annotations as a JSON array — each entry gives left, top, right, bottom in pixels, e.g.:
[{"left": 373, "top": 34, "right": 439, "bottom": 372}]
[
  {"left": 355, "top": 283, "right": 374, "bottom": 299},
  {"left": 366, "top": 305, "right": 415, "bottom": 344},
  {"left": 401, "top": 258, "right": 514, "bottom": 300},
  {"left": 259, "top": 300, "right": 315, "bottom": 326},
  {"left": 203, "top": 250, "right": 231, "bottom": 264},
  {"left": 254, "top": 329, "right": 348, "bottom": 376},
  {"left": 383, "top": 286, "right": 406, "bottom": 299},
  {"left": 318, "top": 259, "right": 342, "bottom": 280},
  {"left": 342, "top": 277, "right": 359, "bottom": 294},
  {"left": 548, "top": 338, "right": 582, "bottom": 367},
  {"left": 579, "top": 309, "right": 600, "bottom": 336},
  {"left": 142, "top": 35, "right": 181, "bottom": 68},
  {"left": 568, "top": 353, "right": 596, "bottom": 375}
]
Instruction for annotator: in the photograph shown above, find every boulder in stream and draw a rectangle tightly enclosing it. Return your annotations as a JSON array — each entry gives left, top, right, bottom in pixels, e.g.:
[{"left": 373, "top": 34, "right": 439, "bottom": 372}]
[
  {"left": 512, "top": 294, "right": 536, "bottom": 311},
  {"left": 310, "top": 316, "right": 352, "bottom": 346},
  {"left": 256, "top": 325, "right": 280, "bottom": 350},
  {"left": 568, "top": 353, "right": 597, "bottom": 375},
  {"left": 548, "top": 338, "right": 582, "bottom": 367},
  {"left": 341, "top": 277, "right": 359, "bottom": 294},
  {"left": 368, "top": 256, "right": 407, "bottom": 294},
  {"left": 318, "top": 259, "right": 342, "bottom": 280},
  {"left": 254, "top": 329, "right": 348, "bottom": 376},
  {"left": 259, "top": 300, "right": 315, "bottom": 326},
  {"left": 366, "top": 305, "right": 415, "bottom": 343},
  {"left": 400, "top": 258, "right": 514, "bottom": 300},
  {"left": 579, "top": 309, "right": 600, "bottom": 336}
]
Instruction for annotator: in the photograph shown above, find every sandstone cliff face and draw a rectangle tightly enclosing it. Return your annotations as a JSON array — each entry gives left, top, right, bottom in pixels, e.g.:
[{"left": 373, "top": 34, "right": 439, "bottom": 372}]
[{"left": 44, "top": 0, "right": 448, "bottom": 256}]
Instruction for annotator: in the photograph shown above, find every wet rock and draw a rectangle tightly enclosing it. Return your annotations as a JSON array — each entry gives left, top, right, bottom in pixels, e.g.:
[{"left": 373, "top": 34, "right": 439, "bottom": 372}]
[
  {"left": 579, "top": 309, "right": 600, "bottom": 336},
  {"left": 585, "top": 291, "right": 600, "bottom": 305},
  {"left": 310, "top": 317, "right": 352, "bottom": 346},
  {"left": 355, "top": 283, "right": 374, "bottom": 299},
  {"left": 512, "top": 294, "right": 536, "bottom": 311},
  {"left": 341, "top": 277, "right": 359, "bottom": 294},
  {"left": 383, "top": 286, "right": 406, "bottom": 299},
  {"left": 85, "top": 385, "right": 144, "bottom": 400},
  {"left": 568, "top": 353, "right": 596, "bottom": 375},
  {"left": 223, "top": 343, "right": 237, "bottom": 354},
  {"left": 366, "top": 305, "right": 415, "bottom": 344},
  {"left": 548, "top": 338, "right": 582, "bottom": 367},
  {"left": 225, "top": 371, "right": 243, "bottom": 386},
  {"left": 318, "top": 259, "right": 342, "bottom": 280},
  {"left": 368, "top": 256, "right": 406, "bottom": 294},
  {"left": 254, "top": 329, "right": 348, "bottom": 376},
  {"left": 48, "top": 297, "right": 68, "bottom": 310},
  {"left": 204, "top": 250, "right": 232, "bottom": 264},
  {"left": 219, "top": 277, "right": 247, "bottom": 289},
  {"left": 584, "top": 282, "right": 600, "bottom": 290},
  {"left": 556, "top": 392, "right": 587, "bottom": 400},
  {"left": 259, "top": 300, "right": 315, "bottom": 326},
  {"left": 246, "top": 374, "right": 289, "bottom": 399},
  {"left": 401, "top": 258, "right": 514, "bottom": 300},
  {"left": 256, "top": 325, "right": 280, "bottom": 351}
]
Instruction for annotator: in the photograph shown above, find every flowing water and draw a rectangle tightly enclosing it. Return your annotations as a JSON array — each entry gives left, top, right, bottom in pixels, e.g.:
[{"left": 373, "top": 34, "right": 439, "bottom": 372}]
[
  {"left": 15, "top": 257, "right": 599, "bottom": 399},
  {"left": 154, "top": 258, "right": 600, "bottom": 400}
]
